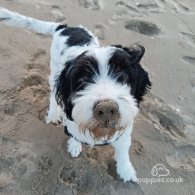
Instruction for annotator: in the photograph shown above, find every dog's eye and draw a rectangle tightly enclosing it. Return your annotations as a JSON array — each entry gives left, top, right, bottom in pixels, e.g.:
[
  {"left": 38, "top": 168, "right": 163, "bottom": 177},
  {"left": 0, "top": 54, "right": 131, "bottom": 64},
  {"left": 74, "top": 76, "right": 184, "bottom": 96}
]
[
  {"left": 76, "top": 76, "right": 93, "bottom": 91},
  {"left": 115, "top": 71, "right": 129, "bottom": 83}
]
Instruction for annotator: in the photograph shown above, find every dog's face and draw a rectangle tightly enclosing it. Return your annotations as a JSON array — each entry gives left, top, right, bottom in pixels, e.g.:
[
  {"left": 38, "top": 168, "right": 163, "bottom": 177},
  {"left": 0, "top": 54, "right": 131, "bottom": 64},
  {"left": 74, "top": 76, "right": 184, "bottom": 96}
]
[{"left": 56, "top": 45, "right": 151, "bottom": 139}]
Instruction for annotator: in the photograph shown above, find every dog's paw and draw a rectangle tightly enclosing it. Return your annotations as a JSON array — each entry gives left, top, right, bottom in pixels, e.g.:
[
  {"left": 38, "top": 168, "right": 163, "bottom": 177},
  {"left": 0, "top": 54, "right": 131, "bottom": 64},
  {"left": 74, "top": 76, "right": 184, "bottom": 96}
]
[
  {"left": 117, "top": 163, "right": 138, "bottom": 183},
  {"left": 45, "top": 108, "right": 63, "bottom": 124},
  {"left": 45, "top": 115, "right": 62, "bottom": 124},
  {"left": 67, "top": 137, "right": 82, "bottom": 157}
]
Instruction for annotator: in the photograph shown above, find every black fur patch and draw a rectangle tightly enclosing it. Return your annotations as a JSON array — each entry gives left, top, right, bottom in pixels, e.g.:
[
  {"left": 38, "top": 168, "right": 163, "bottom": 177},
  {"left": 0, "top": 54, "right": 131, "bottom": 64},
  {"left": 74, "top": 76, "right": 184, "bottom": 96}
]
[
  {"left": 60, "top": 27, "right": 92, "bottom": 47},
  {"left": 55, "top": 53, "right": 99, "bottom": 120},
  {"left": 112, "top": 44, "right": 145, "bottom": 64},
  {"left": 109, "top": 46, "right": 151, "bottom": 104},
  {"left": 55, "top": 24, "right": 68, "bottom": 31}
]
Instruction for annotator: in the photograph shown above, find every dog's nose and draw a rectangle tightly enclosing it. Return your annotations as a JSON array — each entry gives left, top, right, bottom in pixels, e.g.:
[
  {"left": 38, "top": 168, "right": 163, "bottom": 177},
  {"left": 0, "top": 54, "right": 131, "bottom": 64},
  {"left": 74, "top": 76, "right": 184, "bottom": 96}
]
[{"left": 93, "top": 100, "right": 119, "bottom": 127}]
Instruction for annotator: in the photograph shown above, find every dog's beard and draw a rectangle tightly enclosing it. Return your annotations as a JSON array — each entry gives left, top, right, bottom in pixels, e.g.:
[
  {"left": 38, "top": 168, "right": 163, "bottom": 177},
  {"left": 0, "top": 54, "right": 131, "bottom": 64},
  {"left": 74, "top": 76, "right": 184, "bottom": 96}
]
[{"left": 78, "top": 118, "right": 126, "bottom": 140}]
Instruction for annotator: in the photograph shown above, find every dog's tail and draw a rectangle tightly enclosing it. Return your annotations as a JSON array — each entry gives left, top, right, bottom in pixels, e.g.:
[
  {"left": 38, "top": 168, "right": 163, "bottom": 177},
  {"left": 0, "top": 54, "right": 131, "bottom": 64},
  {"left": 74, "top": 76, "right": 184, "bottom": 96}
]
[{"left": 0, "top": 8, "right": 60, "bottom": 35}]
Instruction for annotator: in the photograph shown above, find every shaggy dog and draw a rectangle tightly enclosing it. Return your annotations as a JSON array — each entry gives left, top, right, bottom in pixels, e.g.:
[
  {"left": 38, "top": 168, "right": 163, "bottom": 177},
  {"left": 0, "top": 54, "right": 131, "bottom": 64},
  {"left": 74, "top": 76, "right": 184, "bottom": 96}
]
[{"left": 0, "top": 8, "right": 151, "bottom": 182}]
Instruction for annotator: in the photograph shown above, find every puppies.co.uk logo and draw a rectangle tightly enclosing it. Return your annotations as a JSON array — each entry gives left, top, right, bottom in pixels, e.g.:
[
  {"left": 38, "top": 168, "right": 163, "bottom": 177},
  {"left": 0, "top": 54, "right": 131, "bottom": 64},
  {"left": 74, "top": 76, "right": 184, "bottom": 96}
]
[
  {"left": 151, "top": 164, "right": 170, "bottom": 177},
  {"left": 138, "top": 163, "right": 183, "bottom": 184}
]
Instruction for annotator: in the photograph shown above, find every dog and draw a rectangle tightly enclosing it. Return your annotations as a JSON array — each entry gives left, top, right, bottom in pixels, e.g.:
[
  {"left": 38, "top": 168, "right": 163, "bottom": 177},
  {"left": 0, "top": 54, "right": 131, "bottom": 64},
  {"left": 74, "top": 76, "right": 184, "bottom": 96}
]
[{"left": 0, "top": 8, "right": 151, "bottom": 182}]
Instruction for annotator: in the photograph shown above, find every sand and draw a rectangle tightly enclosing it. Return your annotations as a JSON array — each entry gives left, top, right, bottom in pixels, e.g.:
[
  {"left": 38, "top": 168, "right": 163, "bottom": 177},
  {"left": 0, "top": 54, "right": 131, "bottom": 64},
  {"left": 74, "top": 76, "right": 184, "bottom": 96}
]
[{"left": 0, "top": 0, "right": 195, "bottom": 194}]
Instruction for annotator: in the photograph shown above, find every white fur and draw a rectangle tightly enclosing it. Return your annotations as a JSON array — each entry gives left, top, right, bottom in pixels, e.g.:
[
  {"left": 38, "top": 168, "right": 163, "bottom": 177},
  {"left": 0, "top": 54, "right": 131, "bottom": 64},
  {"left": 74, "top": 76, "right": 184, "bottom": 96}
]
[
  {"left": 72, "top": 77, "right": 138, "bottom": 136},
  {"left": 112, "top": 125, "right": 138, "bottom": 182},
  {"left": 0, "top": 8, "right": 139, "bottom": 182},
  {"left": 68, "top": 137, "right": 82, "bottom": 157},
  {"left": 0, "top": 8, "right": 59, "bottom": 35}
]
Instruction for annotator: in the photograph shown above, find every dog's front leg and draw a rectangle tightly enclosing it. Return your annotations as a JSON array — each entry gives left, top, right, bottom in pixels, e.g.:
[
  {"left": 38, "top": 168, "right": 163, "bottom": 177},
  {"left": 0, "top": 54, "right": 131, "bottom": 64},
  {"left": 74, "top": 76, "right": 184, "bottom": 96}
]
[
  {"left": 46, "top": 71, "right": 63, "bottom": 124},
  {"left": 67, "top": 137, "right": 82, "bottom": 157},
  {"left": 112, "top": 126, "right": 138, "bottom": 183},
  {"left": 46, "top": 89, "right": 63, "bottom": 124}
]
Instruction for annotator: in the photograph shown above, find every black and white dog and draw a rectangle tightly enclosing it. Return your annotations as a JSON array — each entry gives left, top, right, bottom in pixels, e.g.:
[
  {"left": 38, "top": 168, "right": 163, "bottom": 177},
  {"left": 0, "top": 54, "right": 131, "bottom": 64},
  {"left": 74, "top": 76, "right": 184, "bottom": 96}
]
[{"left": 0, "top": 8, "right": 151, "bottom": 182}]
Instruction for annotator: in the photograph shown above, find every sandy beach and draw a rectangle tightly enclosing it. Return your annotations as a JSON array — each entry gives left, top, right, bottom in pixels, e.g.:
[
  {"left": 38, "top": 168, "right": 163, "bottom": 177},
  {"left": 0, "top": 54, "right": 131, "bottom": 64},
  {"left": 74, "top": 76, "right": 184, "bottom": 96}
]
[{"left": 0, "top": 0, "right": 195, "bottom": 194}]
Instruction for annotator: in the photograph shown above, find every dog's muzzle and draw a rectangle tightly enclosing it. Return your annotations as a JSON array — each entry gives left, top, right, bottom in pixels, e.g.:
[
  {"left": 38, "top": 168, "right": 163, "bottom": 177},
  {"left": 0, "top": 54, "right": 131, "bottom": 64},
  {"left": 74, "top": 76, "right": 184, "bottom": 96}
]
[{"left": 93, "top": 99, "right": 120, "bottom": 128}]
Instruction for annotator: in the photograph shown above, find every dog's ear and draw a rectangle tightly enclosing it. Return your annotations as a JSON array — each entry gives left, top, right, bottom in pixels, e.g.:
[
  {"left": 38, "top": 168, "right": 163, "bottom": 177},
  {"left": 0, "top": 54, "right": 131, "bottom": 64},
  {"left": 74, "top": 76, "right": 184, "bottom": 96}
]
[
  {"left": 127, "top": 45, "right": 151, "bottom": 104},
  {"left": 124, "top": 45, "right": 145, "bottom": 64},
  {"left": 55, "top": 60, "right": 74, "bottom": 121},
  {"left": 129, "top": 60, "right": 152, "bottom": 104},
  {"left": 113, "top": 44, "right": 145, "bottom": 64},
  {"left": 111, "top": 45, "right": 152, "bottom": 104}
]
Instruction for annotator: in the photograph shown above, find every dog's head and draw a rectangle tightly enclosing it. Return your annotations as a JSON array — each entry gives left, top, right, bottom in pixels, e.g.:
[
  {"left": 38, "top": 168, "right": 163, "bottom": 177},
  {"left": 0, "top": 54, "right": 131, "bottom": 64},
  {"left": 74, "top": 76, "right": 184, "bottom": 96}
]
[{"left": 56, "top": 45, "right": 151, "bottom": 139}]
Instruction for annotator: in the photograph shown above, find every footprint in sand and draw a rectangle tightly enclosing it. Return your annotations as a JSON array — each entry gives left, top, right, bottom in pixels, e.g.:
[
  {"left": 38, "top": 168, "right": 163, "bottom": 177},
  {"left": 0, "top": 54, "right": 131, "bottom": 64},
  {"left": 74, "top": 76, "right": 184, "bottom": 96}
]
[
  {"left": 59, "top": 166, "right": 76, "bottom": 186},
  {"left": 1, "top": 102, "right": 22, "bottom": 116},
  {"left": 190, "top": 77, "right": 195, "bottom": 94},
  {"left": 76, "top": 0, "right": 103, "bottom": 10},
  {"left": 22, "top": 74, "right": 44, "bottom": 87},
  {"left": 38, "top": 156, "right": 53, "bottom": 171},
  {"left": 166, "top": 145, "right": 195, "bottom": 171},
  {"left": 32, "top": 173, "right": 53, "bottom": 194},
  {"left": 94, "top": 24, "right": 106, "bottom": 40},
  {"left": 113, "top": 0, "right": 165, "bottom": 21},
  {"left": 113, "top": 1, "right": 141, "bottom": 21},
  {"left": 113, "top": 0, "right": 193, "bottom": 20},
  {"left": 182, "top": 56, "right": 195, "bottom": 65},
  {"left": 132, "top": 139, "right": 144, "bottom": 155},
  {"left": 125, "top": 20, "right": 161, "bottom": 36},
  {"left": 180, "top": 32, "right": 195, "bottom": 47},
  {"left": 58, "top": 160, "right": 111, "bottom": 194},
  {"left": 135, "top": 0, "right": 165, "bottom": 13},
  {"left": 155, "top": 0, "right": 193, "bottom": 14},
  {"left": 167, "top": 0, "right": 193, "bottom": 14},
  {"left": 116, "top": 1, "right": 140, "bottom": 14},
  {"left": 0, "top": 136, "right": 36, "bottom": 191},
  {"left": 177, "top": 2, "right": 192, "bottom": 13},
  {"left": 136, "top": 2, "right": 159, "bottom": 10},
  {"left": 51, "top": 6, "right": 66, "bottom": 23}
]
